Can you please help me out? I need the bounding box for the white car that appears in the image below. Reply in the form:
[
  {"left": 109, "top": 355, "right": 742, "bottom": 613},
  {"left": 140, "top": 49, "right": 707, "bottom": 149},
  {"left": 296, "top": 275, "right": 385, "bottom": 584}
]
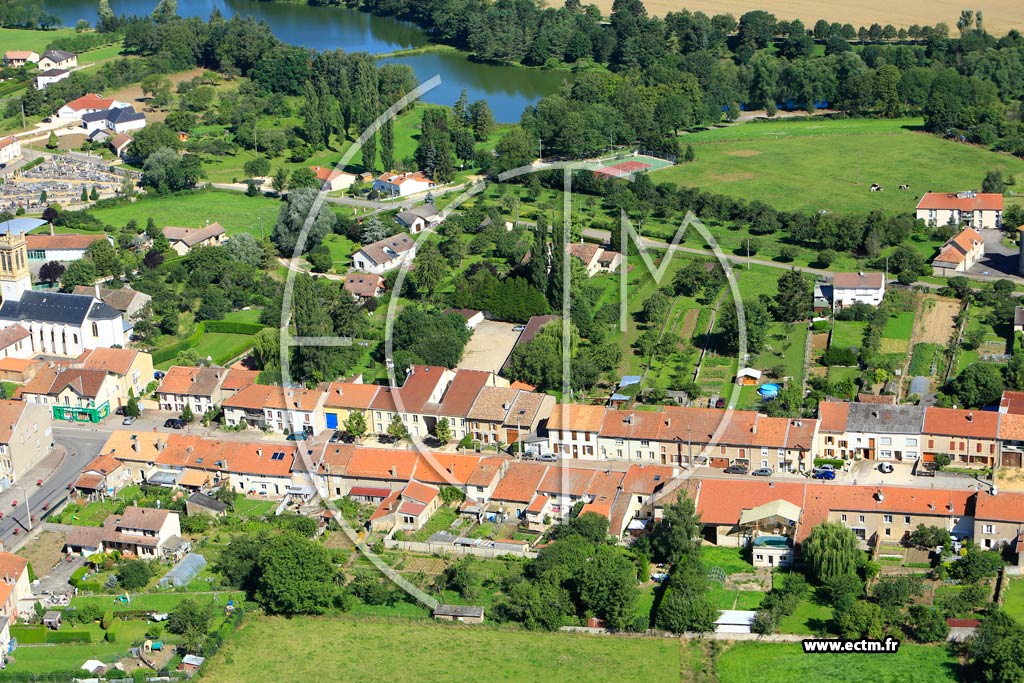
[{"left": 878, "top": 462, "right": 894, "bottom": 474}]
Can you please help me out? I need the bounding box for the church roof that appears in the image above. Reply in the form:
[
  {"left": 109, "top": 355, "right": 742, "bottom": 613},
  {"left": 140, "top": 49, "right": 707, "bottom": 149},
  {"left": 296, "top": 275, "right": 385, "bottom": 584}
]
[{"left": 0, "top": 291, "right": 121, "bottom": 326}]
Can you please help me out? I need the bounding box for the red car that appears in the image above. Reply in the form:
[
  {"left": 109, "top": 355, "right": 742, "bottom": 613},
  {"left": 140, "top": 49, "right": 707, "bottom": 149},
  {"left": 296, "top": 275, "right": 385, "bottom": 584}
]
[
  {"left": 36, "top": 479, "right": 43, "bottom": 486},
  {"left": 10, "top": 500, "right": 16, "bottom": 508}
]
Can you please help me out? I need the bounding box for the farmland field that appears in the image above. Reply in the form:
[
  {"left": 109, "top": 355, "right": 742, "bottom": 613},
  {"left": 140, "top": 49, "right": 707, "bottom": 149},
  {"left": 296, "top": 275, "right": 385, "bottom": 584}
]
[
  {"left": 589, "top": 0, "right": 1021, "bottom": 36},
  {"left": 715, "top": 642, "right": 959, "bottom": 683},
  {"left": 204, "top": 616, "right": 685, "bottom": 683},
  {"left": 659, "top": 117, "right": 1024, "bottom": 214},
  {"left": 0, "top": 27, "right": 74, "bottom": 53}
]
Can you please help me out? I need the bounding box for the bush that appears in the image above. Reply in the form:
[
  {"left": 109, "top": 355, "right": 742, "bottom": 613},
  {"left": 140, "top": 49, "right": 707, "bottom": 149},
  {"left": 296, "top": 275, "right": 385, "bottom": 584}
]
[
  {"left": 105, "top": 626, "right": 118, "bottom": 642},
  {"left": 47, "top": 630, "right": 92, "bottom": 644},
  {"left": 813, "top": 458, "right": 845, "bottom": 469},
  {"left": 101, "top": 609, "right": 114, "bottom": 630},
  {"left": 70, "top": 566, "right": 88, "bottom": 587},
  {"left": 821, "top": 346, "right": 859, "bottom": 366},
  {"left": 117, "top": 560, "right": 153, "bottom": 590}
]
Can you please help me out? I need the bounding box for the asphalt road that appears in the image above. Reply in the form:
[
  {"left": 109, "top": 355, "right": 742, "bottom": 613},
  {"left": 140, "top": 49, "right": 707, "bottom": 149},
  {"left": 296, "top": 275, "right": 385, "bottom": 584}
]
[{"left": 0, "top": 426, "right": 110, "bottom": 547}]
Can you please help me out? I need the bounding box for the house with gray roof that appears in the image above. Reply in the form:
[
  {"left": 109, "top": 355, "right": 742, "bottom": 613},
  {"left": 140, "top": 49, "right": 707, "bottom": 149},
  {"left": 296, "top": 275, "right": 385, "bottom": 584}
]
[
  {"left": 394, "top": 204, "right": 443, "bottom": 234},
  {"left": 351, "top": 232, "right": 417, "bottom": 275},
  {"left": 841, "top": 403, "right": 927, "bottom": 462},
  {"left": 81, "top": 106, "right": 147, "bottom": 135}
]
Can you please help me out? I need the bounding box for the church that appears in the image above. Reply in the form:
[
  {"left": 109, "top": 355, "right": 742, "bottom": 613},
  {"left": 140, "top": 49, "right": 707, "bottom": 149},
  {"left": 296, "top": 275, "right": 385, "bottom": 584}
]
[{"left": 0, "top": 230, "right": 126, "bottom": 356}]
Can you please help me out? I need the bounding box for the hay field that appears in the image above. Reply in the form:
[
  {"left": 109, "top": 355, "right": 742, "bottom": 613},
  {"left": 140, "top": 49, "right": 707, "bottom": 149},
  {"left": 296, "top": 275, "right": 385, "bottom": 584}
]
[{"left": 591, "top": 0, "right": 1021, "bottom": 36}]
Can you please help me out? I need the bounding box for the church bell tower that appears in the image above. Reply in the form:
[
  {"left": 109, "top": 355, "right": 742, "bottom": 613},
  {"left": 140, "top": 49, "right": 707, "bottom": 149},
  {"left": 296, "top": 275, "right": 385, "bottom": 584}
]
[{"left": 0, "top": 230, "right": 33, "bottom": 303}]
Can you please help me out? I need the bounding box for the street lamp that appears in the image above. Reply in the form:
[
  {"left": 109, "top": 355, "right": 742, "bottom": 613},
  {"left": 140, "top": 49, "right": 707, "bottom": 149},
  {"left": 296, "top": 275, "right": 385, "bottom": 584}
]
[{"left": 13, "top": 483, "right": 31, "bottom": 532}]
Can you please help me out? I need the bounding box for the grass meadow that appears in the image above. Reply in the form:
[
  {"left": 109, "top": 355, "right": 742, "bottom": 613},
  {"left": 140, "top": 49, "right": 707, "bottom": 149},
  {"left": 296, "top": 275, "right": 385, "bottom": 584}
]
[{"left": 661, "top": 117, "right": 1024, "bottom": 214}]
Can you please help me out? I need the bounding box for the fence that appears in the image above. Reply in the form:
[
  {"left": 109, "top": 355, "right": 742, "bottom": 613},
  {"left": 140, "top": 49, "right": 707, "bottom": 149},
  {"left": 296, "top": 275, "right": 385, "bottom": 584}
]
[{"left": 383, "top": 539, "right": 537, "bottom": 559}]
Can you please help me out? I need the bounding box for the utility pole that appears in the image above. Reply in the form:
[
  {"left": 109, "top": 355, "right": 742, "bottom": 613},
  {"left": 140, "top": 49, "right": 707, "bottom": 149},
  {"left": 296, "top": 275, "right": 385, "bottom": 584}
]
[
  {"left": 258, "top": 216, "right": 264, "bottom": 241},
  {"left": 20, "top": 102, "right": 26, "bottom": 129},
  {"left": 746, "top": 239, "right": 750, "bottom": 270}
]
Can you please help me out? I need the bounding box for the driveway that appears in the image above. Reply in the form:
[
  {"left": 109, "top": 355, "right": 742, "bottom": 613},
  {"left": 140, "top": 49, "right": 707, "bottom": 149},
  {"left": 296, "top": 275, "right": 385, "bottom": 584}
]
[
  {"left": 458, "top": 321, "right": 523, "bottom": 373},
  {"left": 968, "top": 227, "right": 1022, "bottom": 281}
]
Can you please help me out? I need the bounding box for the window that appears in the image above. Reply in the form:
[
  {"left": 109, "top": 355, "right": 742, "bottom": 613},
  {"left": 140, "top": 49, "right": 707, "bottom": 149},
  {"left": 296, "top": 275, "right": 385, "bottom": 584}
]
[
  {"left": 879, "top": 437, "right": 892, "bottom": 446},
  {"left": 883, "top": 515, "right": 892, "bottom": 523},
  {"left": 91, "top": 322, "right": 99, "bottom": 337},
  {"left": 640, "top": 440, "right": 650, "bottom": 447},
  {"left": 905, "top": 516, "right": 911, "bottom": 525},
  {"left": 858, "top": 515, "right": 865, "bottom": 523},
  {"left": 841, "top": 514, "right": 847, "bottom": 522},
  {"left": 983, "top": 524, "right": 995, "bottom": 534},
  {"left": 906, "top": 438, "right": 918, "bottom": 446},
  {"left": 884, "top": 528, "right": 891, "bottom": 536}
]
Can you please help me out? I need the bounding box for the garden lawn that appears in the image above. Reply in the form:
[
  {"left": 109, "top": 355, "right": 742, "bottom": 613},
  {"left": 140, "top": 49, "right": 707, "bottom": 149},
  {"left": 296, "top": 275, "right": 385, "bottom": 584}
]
[
  {"left": 71, "top": 592, "right": 244, "bottom": 614},
  {"left": 410, "top": 505, "right": 458, "bottom": 541},
  {"left": 778, "top": 598, "right": 834, "bottom": 635},
  {"left": 322, "top": 233, "right": 359, "bottom": 269},
  {"left": 701, "top": 545, "right": 754, "bottom": 576},
  {"left": 190, "top": 332, "right": 253, "bottom": 365},
  {"left": 234, "top": 497, "right": 278, "bottom": 517},
  {"left": 1002, "top": 578, "right": 1024, "bottom": 624},
  {"left": 716, "top": 642, "right": 958, "bottom": 683},
  {"left": 203, "top": 616, "right": 684, "bottom": 683},
  {"left": 660, "top": 117, "right": 1024, "bottom": 213},
  {"left": 87, "top": 190, "right": 281, "bottom": 237},
  {"left": 882, "top": 311, "right": 915, "bottom": 340},
  {"left": 0, "top": 28, "right": 75, "bottom": 53},
  {"left": 5, "top": 642, "right": 127, "bottom": 674},
  {"left": 221, "top": 308, "right": 263, "bottom": 324},
  {"left": 831, "top": 321, "right": 867, "bottom": 350}
]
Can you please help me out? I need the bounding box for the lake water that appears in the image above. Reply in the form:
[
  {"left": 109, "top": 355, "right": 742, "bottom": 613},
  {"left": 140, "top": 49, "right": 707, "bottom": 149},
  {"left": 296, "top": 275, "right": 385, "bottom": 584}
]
[{"left": 42, "top": 0, "right": 567, "bottom": 121}]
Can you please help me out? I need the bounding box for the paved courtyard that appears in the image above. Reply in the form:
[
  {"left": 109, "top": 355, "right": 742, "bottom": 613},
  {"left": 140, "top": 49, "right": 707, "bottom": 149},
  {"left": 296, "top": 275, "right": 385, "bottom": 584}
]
[{"left": 458, "top": 321, "right": 522, "bottom": 373}]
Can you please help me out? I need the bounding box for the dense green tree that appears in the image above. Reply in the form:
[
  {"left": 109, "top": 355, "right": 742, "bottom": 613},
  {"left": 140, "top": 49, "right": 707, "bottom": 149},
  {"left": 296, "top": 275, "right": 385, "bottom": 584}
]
[
  {"left": 272, "top": 187, "right": 335, "bottom": 256},
  {"left": 950, "top": 362, "right": 1005, "bottom": 408},
  {"left": 969, "top": 611, "right": 1024, "bottom": 683},
  {"left": 773, "top": 269, "right": 812, "bottom": 322},
  {"left": 906, "top": 605, "right": 950, "bottom": 643},
  {"left": 60, "top": 259, "right": 97, "bottom": 292},
  {"left": 116, "top": 560, "right": 152, "bottom": 590},
  {"left": 835, "top": 600, "right": 885, "bottom": 639},
  {"left": 344, "top": 410, "right": 367, "bottom": 439},
  {"left": 647, "top": 493, "right": 701, "bottom": 565},
  {"left": 256, "top": 533, "right": 338, "bottom": 615},
  {"left": 387, "top": 414, "right": 409, "bottom": 441},
  {"left": 803, "top": 522, "right": 859, "bottom": 584},
  {"left": 434, "top": 417, "right": 452, "bottom": 444}
]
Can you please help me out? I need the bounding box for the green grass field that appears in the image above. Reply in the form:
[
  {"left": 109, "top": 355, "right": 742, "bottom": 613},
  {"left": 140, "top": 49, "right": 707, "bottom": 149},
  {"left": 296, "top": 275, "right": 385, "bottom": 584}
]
[
  {"left": 221, "top": 308, "right": 263, "bottom": 324},
  {"left": 233, "top": 497, "right": 278, "bottom": 517},
  {"left": 1002, "top": 578, "right": 1024, "bottom": 624},
  {"left": 716, "top": 642, "right": 959, "bottom": 683},
  {"left": 87, "top": 190, "right": 282, "bottom": 237},
  {"left": 882, "top": 311, "right": 915, "bottom": 340},
  {"left": 778, "top": 598, "right": 834, "bottom": 635},
  {"left": 204, "top": 616, "right": 684, "bottom": 683},
  {"left": 6, "top": 642, "right": 126, "bottom": 674},
  {"left": 831, "top": 321, "right": 867, "bottom": 350},
  {"left": 702, "top": 545, "right": 755, "bottom": 577},
  {"left": 0, "top": 27, "right": 74, "bottom": 53},
  {"left": 663, "top": 117, "right": 1024, "bottom": 214}
]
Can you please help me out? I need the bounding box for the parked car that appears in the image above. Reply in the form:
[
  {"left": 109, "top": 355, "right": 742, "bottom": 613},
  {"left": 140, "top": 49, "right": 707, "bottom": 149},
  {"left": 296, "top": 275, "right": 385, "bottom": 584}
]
[
  {"left": 286, "top": 432, "right": 308, "bottom": 441},
  {"left": 715, "top": 398, "right": 726, "bottom": 409},
  {"left": 520, "top": 451, "right": 536, "bottom": 460},
  {"left": 114, "top": 405, "right": 125, "bottom": 415},
  {"left": 512, "top": 325, "right": 526, "bottom": 332},
  {"left": 751, "top": 467, "right": 773, "bottom": 477},
  {"left": 42, "top": 117, "right": 52, "bottom": 123},
  {"left": 816, "top": 464, "right": 835, "bottom": 472},
  {"left": 164, "top": 418, "right": 185, "bottom": 429},
  {"left": 536, "top": 453, "right": 558, "bottom": 462},
  {"left": 878, "top": 462, "right": 894, "bottom": 474},
  {"left": 724, "top": 465, "right": 748, "bottom": 475},
  {"left": 812, "top": 470, "right": 836, "bottom": 480},
  {"left": 154, "top": 371, "right": 166, "bottom": 380},
  {"left": 122, "top": 415, "right": 137, "bottom": 426}
]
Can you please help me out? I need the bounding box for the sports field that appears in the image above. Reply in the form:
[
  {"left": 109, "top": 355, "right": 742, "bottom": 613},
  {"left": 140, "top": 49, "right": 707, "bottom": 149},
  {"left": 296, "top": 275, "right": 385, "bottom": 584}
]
[
  {"left": 591, "top": 0, "right": 1020, "bottom": 36},
  {"left": 204, "top": 616, "right": 685, "bottom": 683},
  {"left": 660, "top": 117, "right": 1024, "bottom": 214},
  {"left": 589, "top": 153, "right": 675, "bottom": 178}
]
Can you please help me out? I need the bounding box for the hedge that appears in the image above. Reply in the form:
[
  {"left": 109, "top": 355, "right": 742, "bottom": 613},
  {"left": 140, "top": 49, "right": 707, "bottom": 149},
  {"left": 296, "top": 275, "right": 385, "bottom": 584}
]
[
  {"left": 8, "top": 627, "right": 90, "bottom": 644},
  {"left": 46, "top": 630, "right": 92, "bottom": 644},
  {"left": 151, "top": 323, "right": 206, "bottom": 366},
  {"left": 69, "top": 566, "right": 88, "bottom": 587},
  {"left": 102, "top": 609, "right": 113, "bottom": 630},
  {"left": 10, "top": 627, "right": 46, "bottom": 644},
  {"left": 204, "top": 321, "right": 265, "bottom": 335},
  {"left": 813, "top": 458, "right": 846, "bottom": 469},
  {"left": 104, "top": 626, "right": 118, "bottom": 643}
]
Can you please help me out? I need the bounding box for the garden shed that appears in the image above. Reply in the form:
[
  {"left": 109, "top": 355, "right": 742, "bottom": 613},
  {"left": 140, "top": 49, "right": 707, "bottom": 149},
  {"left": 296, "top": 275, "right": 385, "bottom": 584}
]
[{"left": 158, "top": 552, "right": 207, "bottom": 588}]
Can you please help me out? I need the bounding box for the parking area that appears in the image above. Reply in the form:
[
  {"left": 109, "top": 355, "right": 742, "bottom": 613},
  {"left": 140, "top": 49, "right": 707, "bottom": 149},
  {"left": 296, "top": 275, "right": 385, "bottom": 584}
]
[{"left": 458, "top": 320, "right": 523, "bottom": 373}]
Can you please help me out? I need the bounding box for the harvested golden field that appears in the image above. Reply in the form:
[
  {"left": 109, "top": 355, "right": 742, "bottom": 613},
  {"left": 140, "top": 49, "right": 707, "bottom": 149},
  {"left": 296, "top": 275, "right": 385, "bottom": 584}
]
[{"left": 591, "top": 0, "right": 1021, "bottom": 36}]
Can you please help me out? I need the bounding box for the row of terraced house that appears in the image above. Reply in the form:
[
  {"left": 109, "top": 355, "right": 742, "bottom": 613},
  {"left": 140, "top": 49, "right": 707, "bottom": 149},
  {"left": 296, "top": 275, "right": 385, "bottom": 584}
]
[{"left": 155, "top": 364, "right": 1024, "bottom": 473}]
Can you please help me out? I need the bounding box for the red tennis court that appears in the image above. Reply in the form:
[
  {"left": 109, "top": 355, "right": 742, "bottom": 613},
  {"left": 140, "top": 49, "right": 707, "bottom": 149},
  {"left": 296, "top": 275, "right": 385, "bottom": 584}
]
[{"left": 592, "top": 160, "right": 652, "bottom": 177}]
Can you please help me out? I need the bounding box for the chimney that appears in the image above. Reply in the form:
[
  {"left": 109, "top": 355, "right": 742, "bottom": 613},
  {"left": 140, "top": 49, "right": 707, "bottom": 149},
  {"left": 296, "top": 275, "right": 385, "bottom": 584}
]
[
  {"left": 390, "top": 465, "right": 397, "bottom": 477},
  {"left": 156, "top": 441, "right": 165, "bottom": 452},
  {"left": 665, "top": 418, "right": 671, "bottom": 428},
  {"left": 256, "top": 447, "right": 262, "bottom": 457},
  {"left": 967, "top": 412, "right": 974, "bottom": 422},
  {"left": 131, "top": 441, "right": 139, "bottom": 452},
  {"left": 871, "top": 411, "right": 879, "bottom": 419}
]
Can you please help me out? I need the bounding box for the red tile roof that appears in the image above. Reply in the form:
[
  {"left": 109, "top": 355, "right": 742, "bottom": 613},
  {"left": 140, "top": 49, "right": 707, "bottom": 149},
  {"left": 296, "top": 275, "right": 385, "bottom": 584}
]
[
  {"left": 923, "top": 407, "right": 999, "bottom": 439},
  {"left": 491, "top": 462, "right": 548, "bottom": 503},
  {"left": 917, "top": 192, "right": 1002, "bottom": 211},
  {"left": 1000, "top": 391, "right": 1024, "bottom": 415},
  {"left": 369, "top": 366, "right": 447, "bottom": 414},
  {"left": 63, "top": 93, "right": 117, "bottom": 111},
  {"left": 833, "top": 272, "right": 884, "bottom": 289},
  {"left": 223, "top": 383, "right": 323, "bottom": 412},
  {"left": 974, "top": 491, "right": 1024, "bottom": 523},
  {"left": 548, "top": 404, "right": 606, "bottom": 432},
  {"left": 325, "top": 382, "right": 380, "bottom": 410},
  {"left": 25, "top": 233, "right": 107, "bottom": 251}
]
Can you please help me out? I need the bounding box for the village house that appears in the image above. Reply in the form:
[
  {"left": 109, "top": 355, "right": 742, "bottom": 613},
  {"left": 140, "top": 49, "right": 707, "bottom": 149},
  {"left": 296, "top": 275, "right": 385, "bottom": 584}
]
[
  {"left": 0, "top": 325, "right": 32, "bottom": 361},
  {"left": 816, "top": 402, "right": 926, "bottom": 462},
  {"left": 369, "top": 365, "right": 451, "bottom": 439},
  {"left": 372, "top": 171, "right": 435, "bottom": 197},
  {"left": 75, "top": 347, "right": 153, "bottom": 405},
  {"left": 820, "top": 485, "right": 975, "bottom": 546},
  {"left": 3, "top": 51, "right": 38, "bottom": 67},
  {"left": 423, "top": 369, "right": 510, "bottom": 443},
  {"left": 26, "top": 232, "right": 112, "bottom": 263},
  {"left": 222, "top": 384, "right": 326, "bottom": 436},
  {"left": 998, "top": 411, "right": 1024, "bottom": 469},
  {"left": 342, "top": 273, "right": 385, "bottom": 300},
  {"left": 369, "top": 480, "right": 440, "bottom": 532},
  {"left": 916, "top": 191, "right": 1003, "bottom": 230},
  {"left": 489, "top": 461, "right": 549, "bottom": 521},
  {"left": 394, "top": 204, "right": 443, "bottom": 234},
  {"left": 931, "top": 227, "right": 986, "bottom": 276},
  {"left": 1015, "top": 308, "right": 1024, "bottom": 336},
  {"left": 72, "top": 452, "right": 127, "bottom": 499},
  {"left": 0, "top": 399, "right": 52, "bottom": 488},
  {"left": 72, "top": 285, "right": 151, "bottom": 320},
  {"left": 0, "top": 553, "right": 31, "bottom": 624},
  {"left": 57, "top": 93, "right": 129, "bottom": 119},
  {"left": 351, "top": 232, "right": 417, "bottom": 274},
  {"left": 35, "top": 68, "right": 70, "bottom": 90},
  {"left": 156, "top": 366, "right": 230, "bottom": 416},
  {"left": 922, "top": 406, "right": 1000, "bottom": 468},
  {"left": 0, "top": 136, "right": 21, "bottom": 166},
  {"left": 109, "top": 132, "right": 133, "bottom": 159},
  {"left": 65, "top": 507, "right": 182, "bottom": 558},
  {"left": 162, "top": 223, "right": 227, "bottom": 256},
  {"left": 466, "top": 386, "right": 553, "bottom": 448},
  {"left": 310, "top": 165, "right": 355, "bottom": 192},
  {"left": 973, "top": 491, "right": 1024, "bottom": 550},
  {"left": 545, "top": 403, "right": 606, "bottom": 459},
  {"left": 831, "top": 271, "right": 885, "bottom": 308},
  {"left": 567, "top": 242, "right": 621, "bottom": 277},
  {"left": 38, "top": 50, "right": 77, "bottom": 71},
  {"left": 81, "top": 106, "right": 147, "bottom": 134},
  {"left": 692, "top": 478, "right": 807, "bottom": 549},
  {"left": 18, "top": 365, "right": 121, "bottom": 423},
  {"left": 323, "top": 380, "right": 380, "bottom": 433},
  {"left": 0, "top": 290, "right": 126, "bottom": 355}
]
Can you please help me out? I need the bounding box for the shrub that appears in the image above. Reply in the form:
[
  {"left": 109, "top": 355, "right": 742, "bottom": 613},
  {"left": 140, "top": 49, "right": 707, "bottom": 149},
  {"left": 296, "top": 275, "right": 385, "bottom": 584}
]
[
  {"left": 105, "top": 626, "right": 118, "bottom": 643},
  {"left": 70, "top": 566, "right": 88, "bottom": 587},
  {"left": 821, "top": 346, "right": 859, "bottom": 366},
  {"left": 101, "top": 609, "right": 114, "bottom": 630},
  {"left": 117, "top": 560, "right": 153, "bottom": 590}
]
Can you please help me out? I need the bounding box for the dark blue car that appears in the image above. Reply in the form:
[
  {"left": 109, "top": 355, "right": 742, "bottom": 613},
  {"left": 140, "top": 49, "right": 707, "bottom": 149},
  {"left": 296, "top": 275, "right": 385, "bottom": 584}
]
[{"left": 812, "top": 470, "right": 836, "bottom": 480}]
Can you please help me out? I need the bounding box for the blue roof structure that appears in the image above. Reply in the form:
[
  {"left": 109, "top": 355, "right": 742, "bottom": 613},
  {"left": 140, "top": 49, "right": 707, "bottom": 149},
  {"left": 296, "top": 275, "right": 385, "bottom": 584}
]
[
  {"left": 0, "top": 218, "right": 47, "bottom": 235},
  {"left": 159, "top": 553, "right": 206, "bottom": 588}
]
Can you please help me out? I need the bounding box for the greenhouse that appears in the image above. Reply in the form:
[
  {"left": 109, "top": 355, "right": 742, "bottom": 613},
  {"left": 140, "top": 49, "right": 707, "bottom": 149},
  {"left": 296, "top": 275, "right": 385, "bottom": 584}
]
[{"left": 159, "top": 553, "right": 207, "bottom": 588}]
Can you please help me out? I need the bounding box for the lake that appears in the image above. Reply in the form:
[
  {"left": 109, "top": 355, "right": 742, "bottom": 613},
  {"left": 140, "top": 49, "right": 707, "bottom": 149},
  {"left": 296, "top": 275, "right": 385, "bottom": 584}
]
[{"left": 43, "top": 0, "right": 568, "bottom": 121}]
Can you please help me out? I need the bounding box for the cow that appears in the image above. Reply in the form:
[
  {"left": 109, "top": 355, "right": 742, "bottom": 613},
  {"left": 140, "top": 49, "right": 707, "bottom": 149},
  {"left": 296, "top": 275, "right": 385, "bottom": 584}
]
[{"left": 899, "top": 184, "right": 909, "bottom": 190}]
